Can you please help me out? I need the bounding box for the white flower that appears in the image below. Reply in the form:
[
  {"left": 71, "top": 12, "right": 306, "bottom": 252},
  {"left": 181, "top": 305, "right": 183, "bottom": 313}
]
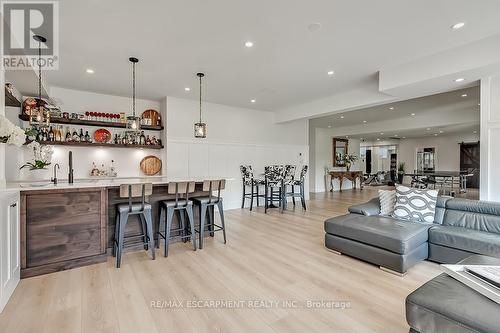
[
  {"left": 6, "top": 126, "right": 26, "bottom": 147},
  {"left": 0, "top": 115, "right": 26, "bottom": 147}
]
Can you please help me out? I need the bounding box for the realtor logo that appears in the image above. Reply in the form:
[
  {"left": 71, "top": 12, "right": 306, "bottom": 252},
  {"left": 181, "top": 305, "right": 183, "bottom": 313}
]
[{"left": 1, "top": 0, "right": 59, "bottom": 69}]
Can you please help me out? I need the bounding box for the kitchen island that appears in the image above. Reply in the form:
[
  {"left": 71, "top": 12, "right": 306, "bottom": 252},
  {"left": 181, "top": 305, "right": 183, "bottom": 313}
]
[{"left": 8, "top": 177, "right": 220, "bottom": 278}]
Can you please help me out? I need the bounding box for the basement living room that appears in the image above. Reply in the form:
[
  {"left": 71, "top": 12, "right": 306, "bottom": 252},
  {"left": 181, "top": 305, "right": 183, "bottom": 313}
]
[{"left": 1, "top": 1, "right": 500, "bottom": 333}]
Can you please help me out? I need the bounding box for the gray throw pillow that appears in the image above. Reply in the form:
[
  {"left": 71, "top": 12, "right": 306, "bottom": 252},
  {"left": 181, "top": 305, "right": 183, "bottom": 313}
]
[
  {"left": 378, "top": 189, "right": 396, "bottom": 216},
  {"left": 392, "top": 185, "right": 438, "bottom": 223}
]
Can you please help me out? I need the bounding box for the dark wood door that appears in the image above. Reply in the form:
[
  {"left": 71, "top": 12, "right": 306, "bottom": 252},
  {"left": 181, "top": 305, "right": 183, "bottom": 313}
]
[
  {"left": 460, "top": 142, "right": 480, "bottom": 188},
  {"left": 365, "top": 149, "right": 372, "bottom": 174}
]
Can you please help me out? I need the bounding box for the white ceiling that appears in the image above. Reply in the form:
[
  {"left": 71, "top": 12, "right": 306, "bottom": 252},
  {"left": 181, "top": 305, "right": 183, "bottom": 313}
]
[
  {"left": 310, "top": 86, "right": 480, "bottom": 141},
  {"left": 38, "top": 0, "right": 500, "bottom": 111}
]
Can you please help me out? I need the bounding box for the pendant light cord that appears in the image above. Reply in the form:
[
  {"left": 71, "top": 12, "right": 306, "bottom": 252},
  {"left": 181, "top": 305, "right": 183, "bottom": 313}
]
[
  {"left": 132, "top": 61, "right": 136, "bottom": 117},
  {"left": 199, "top": 74, "right": 202, "bottom": 122},
  {"left": 38, "top": 40, "right": 42, "bottom": 102}
]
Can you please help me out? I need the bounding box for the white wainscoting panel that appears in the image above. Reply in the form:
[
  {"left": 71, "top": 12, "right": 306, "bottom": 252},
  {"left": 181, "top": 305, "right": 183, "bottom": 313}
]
[{"left": 167, "top": 139, "right": 309, "bottom": 210}]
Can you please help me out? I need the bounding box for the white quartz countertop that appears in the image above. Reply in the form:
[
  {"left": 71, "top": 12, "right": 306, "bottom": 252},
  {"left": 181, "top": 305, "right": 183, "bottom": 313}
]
[{"left": 4, "top": 176, "right": 234, "bottom": 192}]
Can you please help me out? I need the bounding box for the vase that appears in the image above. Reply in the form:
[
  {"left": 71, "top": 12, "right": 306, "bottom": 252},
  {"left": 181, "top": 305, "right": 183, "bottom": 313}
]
[
  {"left": 27, "top": 168, "right": 50, "bottom": 181},
  {"left": 345, "top": 163, "right": 351, "bottom": 172}
]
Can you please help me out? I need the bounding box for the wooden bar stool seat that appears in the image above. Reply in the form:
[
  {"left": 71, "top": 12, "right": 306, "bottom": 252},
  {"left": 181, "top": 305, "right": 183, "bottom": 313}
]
[
  {"left": 192, "top": 179, "right": 227, "bottom": 249},
  {"left": 158, "top": 181, "right": 197, "bottom": 257},
  {"left": 113, "top": 183, "right": 155, "bottom": 268}
]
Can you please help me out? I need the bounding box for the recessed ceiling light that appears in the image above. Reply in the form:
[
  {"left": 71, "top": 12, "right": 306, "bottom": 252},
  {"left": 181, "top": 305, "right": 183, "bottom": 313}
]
[
  {"left": 244, "top": 41, "right": 254, "bottom": 48},
  {"left": 345, "top": 135, "right": 349, "bottom": 138},
  {"left": 376, "top": 138, "right": 380, "bottom": 141},
  {"left": 307, "top": 22, "right": 322, "bottom": 32},
  {"left": 363, "top": 120, "right": 367, "bottom": 123},
  {"left": 410, "top": 113, "right": 416, "bottom": 116},
  {"left": 184, "top": 87, "right": 191, "bottom": 92},
  {"left": 380, "top": 132, "right": 384, "bottom": 135},
  {"left": 389, "top": 107, "right": 394, "bottom": 110},
  {"left": 451, "top": 22, "right": 465, "bottom": 30},
  {"left": 327, "top": 125, "right": 332, "bottom": 128},
  {"left": 394, "top": 134, "right": 399, "bottom": 137},
  {"left": 439, "top": 130, "right": 444, "bottom": 133},
  {"left": 402, "top": 136, "right": 406, "bottom": 139},
  {"left": 461, "top": 94, "right": 468, "bottom": 97},
  {"left": 426, "top": 128, "right": 431, "bottom": 131},
  {"left": 250, "top": 99, "right": 256, "bottom": 103},
  {"left": 434, "top": 133, "right": 439, "bottom": 136},
  {"left": 473, "top": 130, "right": 478, "bottom": 134},
  {"left": 327, "top": 70, "right": 335, "bottom": 76},
  {"left": 454, "top": 78, "right": 465, "bottom": 82},
  {"left": 340, "top": 115, "right": 344, "bottom": 119},
  {"left": 478, "top": 103, "right": 481, "bottom": 106},
  {"left": 86, "top": 68, "right": 94, "bottom": 74}
]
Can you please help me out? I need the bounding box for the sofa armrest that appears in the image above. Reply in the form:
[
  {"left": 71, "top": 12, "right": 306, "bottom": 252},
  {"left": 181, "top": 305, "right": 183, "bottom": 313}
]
[{"left": 348, "top": 197, "right": 380, "bottom": 216}]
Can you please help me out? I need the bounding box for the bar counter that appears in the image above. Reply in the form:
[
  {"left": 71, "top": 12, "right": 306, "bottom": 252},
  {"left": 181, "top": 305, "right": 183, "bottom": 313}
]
[{"left": 8, "top": 177, "right": 224, "bottom": 278}]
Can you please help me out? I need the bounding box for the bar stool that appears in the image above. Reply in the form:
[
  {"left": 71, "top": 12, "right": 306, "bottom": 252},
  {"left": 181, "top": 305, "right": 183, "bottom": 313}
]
[
  {"left": 113, "top": 183, "right": 155, "bottom": 268},
  {"left": 284, "top": 165, "right": 308, "bottom": 210},
  {"left": 240, "top": 165, "right": 265, "bottom": 210},
  {"left": 157, "top": 181, "right": 197, "bottom": 257},
  {"left": 192, "top": 179, "right": 227, "bottom": 249},
  {"left": 264, "top": 165, "right": 285, "bottom": 213}
]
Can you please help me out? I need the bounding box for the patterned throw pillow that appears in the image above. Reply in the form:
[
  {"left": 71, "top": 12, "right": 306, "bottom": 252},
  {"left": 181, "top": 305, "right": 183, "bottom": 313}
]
[
  {"left": 378, "top": 190, "right": 396, "bottom": 216},
  {"left": 392, "top": 186, "right": 438, "bottom": 223}
]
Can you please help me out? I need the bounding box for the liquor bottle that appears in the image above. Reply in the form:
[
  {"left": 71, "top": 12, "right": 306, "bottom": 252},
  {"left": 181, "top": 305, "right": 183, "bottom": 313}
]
[
  {"left": 42, "top": 128, "right": 48, "bottom": 141},
  {"left": 48, "top": 126, "right": 54, "bottom": 141},
  {"left": 36, "top": 128, "right": 43, "bottom": 142},
  {"left": 56, "top": 126, "right": 62, "bottom": 142},
  {"left": 139, "top": 131, "right": 146, "bottom": 145},
  {"left": 146, "top": 135, "right": 151, "bottom": 145},
  {"left": 79, "top": 129, "right": 84, "bottom": 142},
  {"left": 113, "top": 134, "right": 118, "bottom": 144},
  {"left": 65, "top": 127, "right": 72, "bottom": 142},
  {"left": 72, "top": 128, "right": 80, "bottom": 142},
  {"left": 84, "top": 131, "right": 91, "bottom": 143}
]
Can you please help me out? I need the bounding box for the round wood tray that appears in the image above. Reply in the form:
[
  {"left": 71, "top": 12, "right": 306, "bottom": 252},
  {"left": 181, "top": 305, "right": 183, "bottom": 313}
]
[{"left": 140, "top": 155, "right": 162, "bottom": 175}]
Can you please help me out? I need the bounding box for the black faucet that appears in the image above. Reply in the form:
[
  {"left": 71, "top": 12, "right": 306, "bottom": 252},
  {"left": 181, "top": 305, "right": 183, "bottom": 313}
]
[
  {"left": 51, "top": 163, "right": 60, "bottom": 184},
  {"left": 68, "top": 151, "right": 74, "bottom": 184}
]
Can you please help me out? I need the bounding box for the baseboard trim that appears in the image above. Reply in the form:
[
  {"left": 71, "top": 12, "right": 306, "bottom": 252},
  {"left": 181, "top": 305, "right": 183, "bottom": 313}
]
[{"left": 380, "top": 266, "right": 406, "bottom": 277}]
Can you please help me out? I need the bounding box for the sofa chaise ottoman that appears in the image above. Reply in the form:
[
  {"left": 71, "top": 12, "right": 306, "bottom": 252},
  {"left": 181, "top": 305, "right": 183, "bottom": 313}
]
[{"left": 406, "top": 255, "right": 500, "bottom": 333}]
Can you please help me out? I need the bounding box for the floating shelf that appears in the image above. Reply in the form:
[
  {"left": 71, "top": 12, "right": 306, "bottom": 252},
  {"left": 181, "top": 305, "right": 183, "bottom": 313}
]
[
  {"left": 5, "top": 87, "right": 21, "bottom": 107},
  {"left": 19, "top": 114, "right": 164, "bottom": 131},
  {"left": 33, "top": 140, "right": 164, "bottom": 149}
]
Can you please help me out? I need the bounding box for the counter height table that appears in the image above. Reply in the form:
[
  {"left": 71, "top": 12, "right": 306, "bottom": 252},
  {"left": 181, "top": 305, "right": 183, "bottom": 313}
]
[{"left": 7, "top": 177, "right": 227, "bottom": 278}]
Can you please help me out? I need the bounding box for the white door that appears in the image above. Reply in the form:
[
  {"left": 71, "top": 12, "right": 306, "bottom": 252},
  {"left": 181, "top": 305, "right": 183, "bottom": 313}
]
[{"left": 0, "top": 191, "right": 20, "bottom": 313}]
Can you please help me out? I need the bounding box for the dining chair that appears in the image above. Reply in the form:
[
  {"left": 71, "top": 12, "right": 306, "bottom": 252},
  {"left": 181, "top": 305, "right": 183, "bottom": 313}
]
[
  {"left": 284, "top": 165, "right": 308, "bottom": 210},
  {"left": 239, "top": 165, "right": 265, "bottom": 211},
  {"left": 264, "top": 165, "right": 285, "bottom": 213}
]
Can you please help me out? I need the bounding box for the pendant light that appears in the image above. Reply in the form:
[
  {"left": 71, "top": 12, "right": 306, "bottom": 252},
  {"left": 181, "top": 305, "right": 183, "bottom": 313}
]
[
  {"left": 30, "top": 35, "right": 50, "bottom": 127},
  {"left": 126, "top": 57, "right": 141, "bottom": 133},
  {"left": 194, "top": 72, "right": 207, "bottom": 138}
]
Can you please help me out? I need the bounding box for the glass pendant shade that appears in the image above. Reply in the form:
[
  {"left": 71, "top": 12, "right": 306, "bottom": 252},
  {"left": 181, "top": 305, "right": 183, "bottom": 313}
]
[
  {"left": 194, "top": 122, "right": 207, "bottom": 138},
  {"left": 126, "top": 115, "right": 141, "bottom": 132}
]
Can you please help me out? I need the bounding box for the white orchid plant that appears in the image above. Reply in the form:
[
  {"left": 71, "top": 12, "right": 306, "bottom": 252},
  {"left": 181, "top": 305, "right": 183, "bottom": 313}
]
[
  {"left": 0, "top": 114, "right": 26, "bottom": 147},
  {"left": 20, "top": 141, "right": 53, "bottom": 170}
]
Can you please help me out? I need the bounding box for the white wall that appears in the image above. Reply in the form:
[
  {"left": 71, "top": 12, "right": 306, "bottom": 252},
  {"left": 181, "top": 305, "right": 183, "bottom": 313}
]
[
  {"left": 398, "top": 133, "right": 479, "bottom": 173},
  {"left": 309, "top": 127, "right": 361, "bottom": 192},
  {"left": 5, "top": 87, "right": 164, "bottom": 181},
  {"left": 480, "top": 76, "right": 500, "bottom": 201},
  {"left": 166, "top": 97, "right": 309, "bottom": 210}
]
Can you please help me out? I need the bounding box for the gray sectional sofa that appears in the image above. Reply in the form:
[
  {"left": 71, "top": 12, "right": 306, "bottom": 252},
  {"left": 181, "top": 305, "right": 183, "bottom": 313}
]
[{"left": 324, "top": 196, "right": 500, "bottom": 274}]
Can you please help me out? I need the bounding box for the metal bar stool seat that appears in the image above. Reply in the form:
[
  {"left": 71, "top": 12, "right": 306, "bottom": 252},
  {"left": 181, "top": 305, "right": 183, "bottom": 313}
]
[
  {"left": 192, "top": 180, "right": 227, "bottom": 249},
  {"left": 114, "top": 183, "right": 155, "bottom": 268},
  {"left": 283, "top": 165, "right": 308, "bottom": 210},
  {"left": 158, "top": 182, "right": 197, "bottom": 257}
]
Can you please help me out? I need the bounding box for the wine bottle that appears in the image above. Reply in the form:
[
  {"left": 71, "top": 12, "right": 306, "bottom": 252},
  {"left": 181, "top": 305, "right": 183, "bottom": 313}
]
[
  {"left": 146, "top": 135, "right": 151, "bottom": 145},
  {"left": 65, "top": 127, "right": 72, "bottom": 142},
  {"left": 139, "top": 131, "right": 146, "bottom": 145},
  {"left": 72, "top": 128, "right": 80, "bottom": 142},
  {"left": 84, "top": 131, "right": 91, "bottom": 143},
  {"left": 48, "top": 126, "right": 54, "bottom": 141},
  {"left": 79, "top": 129, "right": 84, "bottom": 142},
  {"left": 42, "top": 128, "right": 48, "bottom": 141}
]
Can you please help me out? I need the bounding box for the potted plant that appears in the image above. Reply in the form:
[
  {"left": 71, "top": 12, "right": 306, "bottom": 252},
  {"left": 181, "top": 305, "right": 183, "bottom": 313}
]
[
  {"left": 0, "top": 115, "right": 26, "bottom": 147},
  {"left": 397, "top": 162, "right": 406, "bottom": 184},
  {"left": 339, "top": 154, "right": 359, "bottom": 172},
  {"left": 20, "top": 141, "right": 53, "bottom": 180}
]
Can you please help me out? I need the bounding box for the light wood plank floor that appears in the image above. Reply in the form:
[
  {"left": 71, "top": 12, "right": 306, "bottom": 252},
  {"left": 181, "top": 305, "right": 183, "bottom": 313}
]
[{"left": 0, "top": 188, "right": 441, "bottom": 333}]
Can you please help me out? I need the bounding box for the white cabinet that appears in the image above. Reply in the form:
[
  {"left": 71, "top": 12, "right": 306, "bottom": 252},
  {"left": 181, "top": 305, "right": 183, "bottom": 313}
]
[{"left": 0, "top": 191, "right": 20, "bottom": 313}]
